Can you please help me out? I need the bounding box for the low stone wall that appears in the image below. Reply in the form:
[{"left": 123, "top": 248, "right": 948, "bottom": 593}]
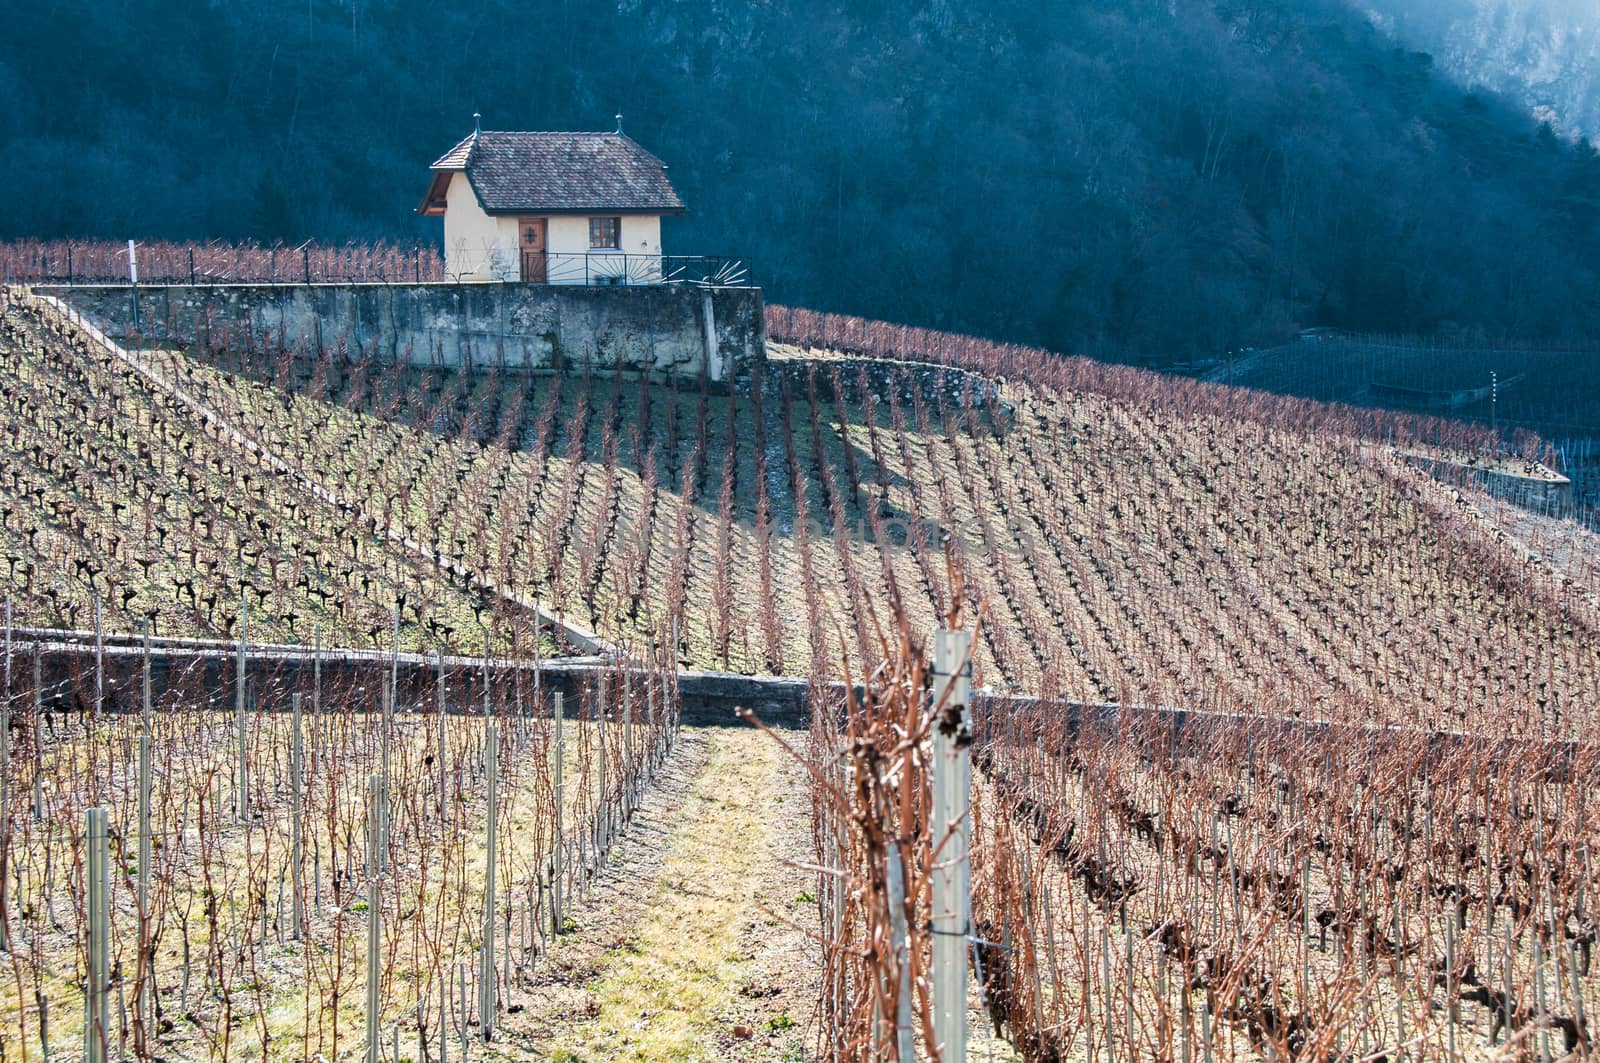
[
  {"left": 39, "top": 282, "right": 766, "bottom": 388},
  {"left": 767, "top": 354, "right": 1000, "bottom": 412},
  {"left": 15, "top": 630, "right": 812, "bottom": 726},
  {"left": 21, "top": 632, "right": 1578, "bottom": 775},
  {"left": 1405, "top": 453, "right": 1573, "bottom": 511},
  {"left": 1371, "top": 372, "right": 1526, "bottom": 410}
]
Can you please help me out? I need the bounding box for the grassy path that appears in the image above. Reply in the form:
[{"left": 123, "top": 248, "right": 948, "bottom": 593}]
[{"left": 493, "top": 722, "right": 817, "bottom": 1061}]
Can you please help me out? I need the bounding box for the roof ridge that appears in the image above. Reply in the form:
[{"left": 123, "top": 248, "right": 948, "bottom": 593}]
[
  {"left": 427, "top": 128, "right": 685, "bottom": 213},
  {"left": 478, "top": 129, "right": 627, "bottom": 136}
]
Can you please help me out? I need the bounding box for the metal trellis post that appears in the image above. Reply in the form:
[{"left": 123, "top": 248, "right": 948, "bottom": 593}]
[
  {"left": 85, "top": 807, "right": 110, "bottom": 1063},
  {"left": 365, "top": 773, "right": 384, "bottom": 1063},
  {"left": 481, "top": 721, "right": 499, "bottom": 1040},
  {"left": 931, "top": 627, "right": 973, "bottom": 1062}
]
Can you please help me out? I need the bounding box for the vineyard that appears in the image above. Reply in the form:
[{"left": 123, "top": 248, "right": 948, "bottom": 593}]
[
  {"left": 961, "top": 697, "right": 1600, "bottom": 1061},
  {"left": 5, "top": 290, "right": 1598, "bottom": 734},
  {"left": 0, "top": 632, "right": 726, "bottom": 1062},
  {"left": 4, "top": 246, "right": 1600, "bottom": 1060},
  {"left": 1191, "top": 331, "right": 1600, "bottom": 510},
  {"left": 803, "top": 606, "right": 1600, "bottom": 1062}
]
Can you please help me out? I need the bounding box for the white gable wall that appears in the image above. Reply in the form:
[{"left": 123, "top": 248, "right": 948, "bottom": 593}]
[{"left": 442, "top": 173, "right": 519, "bottom": 280}]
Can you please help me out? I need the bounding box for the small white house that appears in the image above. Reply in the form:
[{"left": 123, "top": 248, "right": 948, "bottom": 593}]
[{"left": 418, "top": 122, "right": 686, "bottom": 283}]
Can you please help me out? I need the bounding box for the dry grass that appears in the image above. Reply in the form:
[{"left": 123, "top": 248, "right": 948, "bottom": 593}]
[{"left": 537, "top": 725, "right": 813, "bottom": 1062}]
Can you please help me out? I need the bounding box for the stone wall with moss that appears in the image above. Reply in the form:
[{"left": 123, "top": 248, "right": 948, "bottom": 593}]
[{"left": 43, "top": 282, "right": 766, "bottom": 387}]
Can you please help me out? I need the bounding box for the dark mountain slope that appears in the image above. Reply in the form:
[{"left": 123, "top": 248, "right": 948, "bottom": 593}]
[{"left": 4, "top": 0, "right": 1598, "bottom": 358}]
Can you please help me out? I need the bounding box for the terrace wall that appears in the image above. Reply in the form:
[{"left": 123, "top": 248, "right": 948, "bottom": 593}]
[
  {"left": 19, "top": 631, "right": 1580, "bottom": 775},
  {"left": 1405, "top": 453, "right": 1574, "bottom": 510},
  {"left": 40, "top": 282, "right": 766, "bottom": 388},
  {"left": 767, "top": 355, "right": 1002, "bottom": 412}
]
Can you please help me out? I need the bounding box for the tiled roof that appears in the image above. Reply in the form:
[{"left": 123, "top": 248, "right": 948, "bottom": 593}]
[{"left": 429, "top": 131, "right": 685, "bottom": 214}]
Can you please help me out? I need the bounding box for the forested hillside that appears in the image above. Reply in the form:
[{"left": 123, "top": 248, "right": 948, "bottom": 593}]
[{"left": 5, "top": 0, "right": 1599, "bottom": 358}]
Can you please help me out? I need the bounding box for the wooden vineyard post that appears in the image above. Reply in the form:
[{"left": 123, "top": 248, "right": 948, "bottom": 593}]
[
  {"left": 32, "top": 650, "right": 42, "bottom": 821},
  {"left": 647, "top": 646, "right": 662, "bottom": 775},
  {"left": 1, "top": 598, "right": 10, "bottom": 954},
  {"left": 645, "top": 639, "right": 657, "bottom": 773},
  {"left": 1569, "top": 941, "right": 1586, "bottom": 1056},
  {"left": 385, "top": 603, "right": 399, "bottom": 870},
  {"left": 830, "top": 746, "right": 848, "bottom": 1062},
  {"left": 623, "top": 674, "right": 635, "bottom": 822},
  {"left": 92, "top": 598, "right": 103, "bottom": 805},
  {"left": 1445, "top": 906, "right": 1457, "bottom": 1061},
  {"left": 481, "top": 721, "right": 499, "bottom": 1041},
  {"left": 596, "top": 675, "right": 609, "bottom": 863},
  {"left": 1394, "top": 891, "right": 1406, "bottom": 1058},
  {"left": 85, "top": 806, "right": 110, "bottom": 1063},
  {"left": 457, "top": 962, "right": 469, "bottom": 1057},
  {"left": 552, "top": 691, "right": 565, "bottom": 937},
  {"left": 438, "top": 967, "right": 450, "bottom": 1063},
  {"left": 670, "top": 617, "right": 680, "bottom": 755},
  {"left": 379, "top": 685, "right": 392, "bottom": 874},
  {"left": 931, "top": 627, "right": 973, "bottom": 1062},
  {"left": 291, "top": 693, "right": 306, "bottom": 940},
  {"left": 312, "top": 632, "right": 323, "bottom": 777},
  {"left": 365, "top": 773, "right": 384, "bottom": 1063},
  {"left": 93, "top": 596, "right": 104, "bottom": 716},
  {"left": 390, "top": 601, "right": 401, "bottom": 724}
]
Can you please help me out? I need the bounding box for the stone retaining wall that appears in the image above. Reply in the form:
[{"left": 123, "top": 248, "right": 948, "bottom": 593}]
[
  {"left": 1406, "top": 453, "right": 1573, "bottom": 511},
  {"left": 767, "top": 354, "right": 1001, "bottom": 411},
  {"left": 39, "top": 283, "right": 766, "bottom": 389}
]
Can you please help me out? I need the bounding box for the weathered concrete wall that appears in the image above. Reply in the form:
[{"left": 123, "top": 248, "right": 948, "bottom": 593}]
[{"left": 41, "top": 282, "right": 766, "bottom": 387}]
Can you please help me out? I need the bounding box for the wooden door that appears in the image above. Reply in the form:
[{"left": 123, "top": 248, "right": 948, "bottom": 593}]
[{"left": 519, "top": 218, "right": 547, "bottom": 282}]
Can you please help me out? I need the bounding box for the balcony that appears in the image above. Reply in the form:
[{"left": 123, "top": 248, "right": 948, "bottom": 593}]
[{"left": 514, "top": 252, "right": 750, "bottom": 287}]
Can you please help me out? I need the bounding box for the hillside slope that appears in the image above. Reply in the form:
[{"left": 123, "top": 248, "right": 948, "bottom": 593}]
[
  {"left": 5, "top": 1, "right": 1600, "bottom": 354},
  {"left": 5, "top": 290, "right": 1598, "bottom": 737}
]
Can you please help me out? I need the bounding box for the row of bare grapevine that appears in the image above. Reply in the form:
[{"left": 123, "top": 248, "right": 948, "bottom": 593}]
[
  {"left": 9, "top": 288, "right": 1599, "bottom": 736},
  {"left": 965, "top": 696, "right": 1599, "bottom": 1061},
  {"left": 0, "top": 629, "right": 682, "bottom": 1061},
  {"left": 1, "top": 239, "right": 444, "bottom": 286}
]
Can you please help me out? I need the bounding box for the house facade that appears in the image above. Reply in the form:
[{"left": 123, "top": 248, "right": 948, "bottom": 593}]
[{"left": 418, "top": 125, "right": 687, "bottom": 284}]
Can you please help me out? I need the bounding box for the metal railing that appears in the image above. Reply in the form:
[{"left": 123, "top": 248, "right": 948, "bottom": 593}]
[{"left": 506, "top": 252, "right": 750, "bottom": 287}]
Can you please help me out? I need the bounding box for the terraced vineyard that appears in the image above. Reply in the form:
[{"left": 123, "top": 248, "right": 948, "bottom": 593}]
[
  {"left": 5, "top": 290, "right": 1598, "bottom": 735},
  {"left": 7, "top": 280, "right": 1600, "bottom": 1061}
]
